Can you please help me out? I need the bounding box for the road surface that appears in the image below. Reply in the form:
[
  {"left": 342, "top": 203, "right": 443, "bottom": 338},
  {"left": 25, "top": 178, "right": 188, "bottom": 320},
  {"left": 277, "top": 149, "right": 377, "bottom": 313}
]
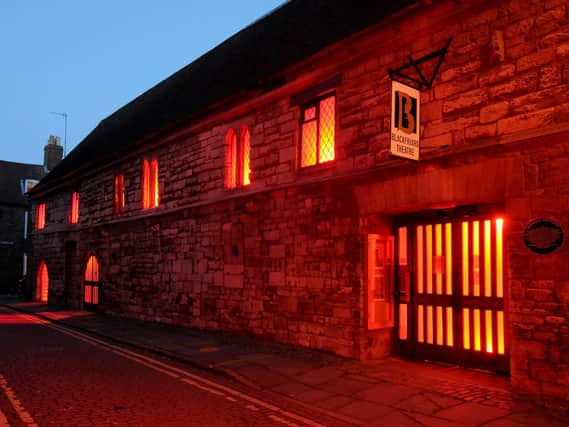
[{"left": 0, "top": 306, "right": 342, "bottom": 427}]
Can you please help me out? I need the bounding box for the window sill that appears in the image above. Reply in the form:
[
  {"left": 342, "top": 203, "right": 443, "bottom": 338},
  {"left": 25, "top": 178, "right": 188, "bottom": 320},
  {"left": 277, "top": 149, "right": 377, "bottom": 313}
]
[
  {"left": 296, "top": 161, "right": 336, "bottom": 178},
  {"left": 225, "top": 184, "right": 251, "bottom": 193}
]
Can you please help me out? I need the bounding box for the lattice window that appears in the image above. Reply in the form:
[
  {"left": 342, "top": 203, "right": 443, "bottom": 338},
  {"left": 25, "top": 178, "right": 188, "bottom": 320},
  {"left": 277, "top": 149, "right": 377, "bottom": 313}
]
[
  {"left": 69, "top": 192, "right": 80, "bottom": 224},
  {"left": 142, "top": 157, "right": 159, "bottom": 209},
  {"left": 225, "top": 125, "right": 251, "bottom": 188},
  {"left": 300, "top": 93, "right": 335, "bottom": 168}
]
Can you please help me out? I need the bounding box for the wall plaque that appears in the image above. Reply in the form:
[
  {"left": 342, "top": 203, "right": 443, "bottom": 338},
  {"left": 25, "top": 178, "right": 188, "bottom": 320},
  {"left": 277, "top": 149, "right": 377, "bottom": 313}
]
[{"left": 524, "top": 219, "right": 563, "bottom": 254}]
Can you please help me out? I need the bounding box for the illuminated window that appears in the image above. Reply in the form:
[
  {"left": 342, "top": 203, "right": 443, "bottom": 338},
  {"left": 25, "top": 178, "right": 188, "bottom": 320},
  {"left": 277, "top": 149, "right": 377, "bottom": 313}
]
[
  {"left": 84, "top": 255, "right": 100, "bottom": 306},
  {"left": 225, "top": 125, "right": 251, "bottom": 188},
  {"left": 300, "top": 93, "right": 335, "bottom": 168},
  {"left": 142, "top": 157, "right": 159, "bottom": 209},
  {"left": 367, "top": 234, "right": 394, "bottom": 329},
  {"left": 114, "top": 174, "right": 125, "bottom": 215},
  {"left": 35, "top": 203, "right": 46, "bottom": 230},
  {"left": 36, "top": 260, "right": 49, "bottom": 302},
  {"left": 69, "top": 192, "right": 80, "bottom": 224}
]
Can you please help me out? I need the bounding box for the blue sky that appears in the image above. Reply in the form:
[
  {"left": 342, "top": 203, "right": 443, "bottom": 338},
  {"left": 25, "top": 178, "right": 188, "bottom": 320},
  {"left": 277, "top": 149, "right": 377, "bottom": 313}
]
[{"left": 0, "top": 1, "right": 283, "bottom": 165}]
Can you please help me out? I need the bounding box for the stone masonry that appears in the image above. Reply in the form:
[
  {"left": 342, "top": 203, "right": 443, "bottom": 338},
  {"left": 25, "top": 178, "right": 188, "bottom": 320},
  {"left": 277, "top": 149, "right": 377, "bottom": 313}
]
[{"left": 30, "top": 0, "right": 569, "bottom": 401}]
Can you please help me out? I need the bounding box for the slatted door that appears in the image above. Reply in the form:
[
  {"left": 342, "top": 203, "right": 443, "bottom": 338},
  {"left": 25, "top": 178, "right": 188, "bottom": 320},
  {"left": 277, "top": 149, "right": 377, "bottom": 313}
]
[{"left": 396, "top": 216, "right": 508, "bottom": 371}]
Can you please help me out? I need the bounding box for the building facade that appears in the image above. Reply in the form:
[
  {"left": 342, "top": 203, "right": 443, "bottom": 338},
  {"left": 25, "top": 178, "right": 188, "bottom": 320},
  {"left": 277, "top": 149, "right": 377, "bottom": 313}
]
[
  {"left": 0, "top": 136, "right": 61, "bottom": 293},
  {"left": 0, "top": 161, "right": 43, "bottom": 293},
  {"left": 29, "top": 0, "right": 569, "bottom": 401}
]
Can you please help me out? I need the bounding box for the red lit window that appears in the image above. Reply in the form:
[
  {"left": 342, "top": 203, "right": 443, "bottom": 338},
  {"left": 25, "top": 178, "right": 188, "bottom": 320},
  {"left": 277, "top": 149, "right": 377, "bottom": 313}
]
[
  {"left": 114, "top": 174, "right": 125, "bottom": 215},
  {"left": 225, "top": 125, "right": 251, "bottom": 189},
  {"left": 69, "top": 192, "right": 80, "bottom": 224},
  {"left": 142, "top": 157, "right": 159, "bottom": 209},
  {"left": 36, "top": 260, "right": 49, "bottom": 302},
  {"left": 84, "top": 254, "right": 100, "bottom": 306},
  {"left": 35, "top": 203, "right": 46, "bottom": 230},
  {"left": 300, "top": 93, "right": 335, "bottom": 168}
]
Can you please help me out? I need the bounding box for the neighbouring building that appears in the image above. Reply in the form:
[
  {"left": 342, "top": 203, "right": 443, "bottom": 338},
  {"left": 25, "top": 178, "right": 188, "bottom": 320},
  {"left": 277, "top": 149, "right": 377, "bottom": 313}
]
[
  {"left": 28, "top": 0, "right": 569, "bottom": 402},
  {"left": 0, "top": 135, "right": 62, "bottom": 293}
]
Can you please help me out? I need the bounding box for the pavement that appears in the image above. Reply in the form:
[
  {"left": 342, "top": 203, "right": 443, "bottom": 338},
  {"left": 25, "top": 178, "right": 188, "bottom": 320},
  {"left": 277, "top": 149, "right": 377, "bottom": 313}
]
[{"left": 1, "top": 295, "right": 567, "bottom": 427}]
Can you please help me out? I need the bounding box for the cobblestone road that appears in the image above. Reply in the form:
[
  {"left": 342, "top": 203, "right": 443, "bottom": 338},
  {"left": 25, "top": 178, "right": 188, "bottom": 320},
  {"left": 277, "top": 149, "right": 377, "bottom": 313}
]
[{"left": 0, "top": 307, "right": 343, "bottom": 427}]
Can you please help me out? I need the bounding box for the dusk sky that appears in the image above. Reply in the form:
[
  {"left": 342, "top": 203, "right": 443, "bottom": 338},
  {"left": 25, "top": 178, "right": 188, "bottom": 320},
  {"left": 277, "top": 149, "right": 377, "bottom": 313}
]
[{"left": 0, "top": 1, "right": 283, "bottom": 165}]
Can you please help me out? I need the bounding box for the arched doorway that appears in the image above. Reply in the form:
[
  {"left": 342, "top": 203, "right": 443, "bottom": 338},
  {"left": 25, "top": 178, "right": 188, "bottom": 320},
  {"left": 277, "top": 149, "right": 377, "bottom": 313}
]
[
  {"left": 84, "top": 255, "right": 100, "bottom": 310},
  {"left": 36, "top": 261, "right": 49, "bottom": 302}
]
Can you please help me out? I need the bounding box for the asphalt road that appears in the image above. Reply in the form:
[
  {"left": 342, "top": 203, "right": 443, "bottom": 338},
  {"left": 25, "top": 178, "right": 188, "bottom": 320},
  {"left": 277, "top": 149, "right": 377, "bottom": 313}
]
[{"left": 0, "top": 306, "right": 329, "bottom": 427}]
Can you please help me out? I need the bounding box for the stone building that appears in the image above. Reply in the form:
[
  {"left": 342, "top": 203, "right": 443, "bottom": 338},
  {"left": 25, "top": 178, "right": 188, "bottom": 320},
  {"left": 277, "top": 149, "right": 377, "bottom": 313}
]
[
  {"left": 29, "top": 0, "right": 569, "bottom": 401},
  {"left": 0, "top": 136, "right": 61, "bottom": 293}
]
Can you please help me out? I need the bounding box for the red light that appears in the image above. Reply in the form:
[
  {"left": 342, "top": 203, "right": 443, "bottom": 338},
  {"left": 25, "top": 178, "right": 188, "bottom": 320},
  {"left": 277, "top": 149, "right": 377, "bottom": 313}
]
[
  {"left": 69, "top": 192, "right": 80, "bottom": 224},
  {"left": 36, "top": 261, "right": 49, "bottom": 302}
]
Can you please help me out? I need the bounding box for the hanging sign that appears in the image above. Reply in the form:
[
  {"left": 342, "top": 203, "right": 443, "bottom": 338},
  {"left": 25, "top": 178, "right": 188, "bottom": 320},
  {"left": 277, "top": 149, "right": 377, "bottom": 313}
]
[{"left": 390, "top": 80, "right": 420, "bottom": 160}]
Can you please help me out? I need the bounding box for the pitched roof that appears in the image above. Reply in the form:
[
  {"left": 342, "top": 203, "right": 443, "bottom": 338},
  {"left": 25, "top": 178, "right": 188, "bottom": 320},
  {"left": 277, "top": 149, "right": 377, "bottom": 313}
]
[
  {"left": 31, "top": 0, "right": 416, "bottom": 196},
  {"left": 0, "top": 160, "right": 45, "bottom": 206}
]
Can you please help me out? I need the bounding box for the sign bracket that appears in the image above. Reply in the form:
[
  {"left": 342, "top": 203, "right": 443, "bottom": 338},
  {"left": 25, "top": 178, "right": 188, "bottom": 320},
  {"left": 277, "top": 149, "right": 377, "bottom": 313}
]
[{"left": 389, "top": 38, "right": 452, "bottom": 90}]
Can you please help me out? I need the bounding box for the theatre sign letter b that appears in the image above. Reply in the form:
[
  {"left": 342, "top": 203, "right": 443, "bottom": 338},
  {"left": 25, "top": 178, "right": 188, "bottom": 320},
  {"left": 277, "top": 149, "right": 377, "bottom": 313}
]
[{"left": 390, "top": 80, "right": 420, "bottom": 161}]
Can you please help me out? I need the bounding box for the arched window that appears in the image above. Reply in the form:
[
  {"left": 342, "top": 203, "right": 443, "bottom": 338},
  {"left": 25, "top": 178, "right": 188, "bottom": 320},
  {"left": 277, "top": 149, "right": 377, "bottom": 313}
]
[
  {"left": 240, "top": 125, "right": 251, "bottom": 186},
  {"left": 84, "top": 255, "right": 100, "bottom": 307},
  {"left": 225, "top": 126, "right": 251, "bottom": 189},
  {"left": 225, "top": 128, "right": 238, "bottom": 189},
  {"left": 69, "top": 191, "right": 80, "bottom": 224},
  {"left": 36, "top": 261, "right": 49, "bottom": 302},
  {"left": 142, "top": 157, "right": 159, "bottom": 209},
  {"left": 35, "top": 203, "right": 46, "bottom": 230},
  {"left": 114, "top": 173, "right": 125, "bottom": 215}
]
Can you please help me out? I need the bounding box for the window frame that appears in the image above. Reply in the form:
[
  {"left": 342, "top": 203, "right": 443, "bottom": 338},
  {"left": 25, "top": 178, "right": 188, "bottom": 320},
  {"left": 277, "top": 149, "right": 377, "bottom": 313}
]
[
  {"left": 142, "top": 157, "right": 159, "bottom": 209},
  {"left": 114, "top": 173, "right": 125, "bottom": 215},
  {"left": 21, "top": 179, "right": 39, "bottom": 195},
  {"left": 35, "top": 203, "right": 46, "bottom": 230},
  {"left": 69, "top": 191, "right": 80, "bottom": 224},
  {"left": 225, "top": 125, "right": 251, "bottom": 189},
  {"left": 298, "top": 91, "right": 336, "bottom": 169}
]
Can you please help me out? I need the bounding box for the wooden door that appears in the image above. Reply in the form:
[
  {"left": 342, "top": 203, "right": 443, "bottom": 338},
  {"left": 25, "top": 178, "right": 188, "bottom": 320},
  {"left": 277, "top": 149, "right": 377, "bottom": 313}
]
[{"left": 396, "top": 215, "right": 508, "bottom": 372}]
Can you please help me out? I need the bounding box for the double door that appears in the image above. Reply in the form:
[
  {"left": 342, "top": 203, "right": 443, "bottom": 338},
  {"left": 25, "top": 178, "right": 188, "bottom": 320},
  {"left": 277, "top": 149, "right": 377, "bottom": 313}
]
[{"left": 395, "top": 215, "right": 507, "bottom": 372}]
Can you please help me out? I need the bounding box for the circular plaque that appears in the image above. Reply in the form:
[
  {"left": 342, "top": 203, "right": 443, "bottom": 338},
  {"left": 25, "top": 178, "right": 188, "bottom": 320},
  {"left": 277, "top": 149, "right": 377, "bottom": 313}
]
[{"left": 524, "top": 219, "right": 563, "bottom": 254}]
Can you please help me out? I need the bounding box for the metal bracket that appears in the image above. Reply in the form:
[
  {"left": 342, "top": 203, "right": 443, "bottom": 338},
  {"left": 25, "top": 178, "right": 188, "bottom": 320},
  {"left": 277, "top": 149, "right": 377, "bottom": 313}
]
[{"left": 388, "top": 38, "right": 452, "bottom": 90}]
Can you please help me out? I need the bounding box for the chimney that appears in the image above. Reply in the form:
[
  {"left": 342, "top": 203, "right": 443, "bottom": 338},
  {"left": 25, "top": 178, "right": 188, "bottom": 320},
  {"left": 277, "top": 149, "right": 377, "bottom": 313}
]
[{"left": 44, "top": 135, "right": 63, "bottom": 172}]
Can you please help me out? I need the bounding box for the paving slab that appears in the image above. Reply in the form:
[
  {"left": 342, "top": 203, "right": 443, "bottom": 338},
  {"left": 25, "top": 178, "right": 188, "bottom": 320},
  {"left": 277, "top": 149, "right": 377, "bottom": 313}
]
[
  {"left": 425, "top": 391, "right": 463, "bottom": 409},
  {"left": 354, "top": 383, "right": 417, "bottom": 406},
  {"left": 232, "top": 365, "right": 289, "bottom": 389},
  {"left": 393, "top": 392, "right": 443, "bottom": 415},
  {"left": 336, "top": 400, "right": 393, "bottom": 422},
  {"left": 294, "top": 366, "right": 346, "bottom": 386},
  {"left": 269, "top": 380, "right": 313, "bottom": 398},
  {"left": 318, "top": 376, "right": 377, "bottom": 397},
  {"left": 435, "top": 402, "right": 510, "bottom": 425},
  {"left": 293, "top": 388, "right": 337, "bottom": 404},
  {"left": 315, "top": 394, "right": 354, "bottom": 411},
  {"left": 503, "top": 410, "right": 569, "bottom": 427},
  {"left": 405, "top": 412, "right": 464, "bottom": 427}
]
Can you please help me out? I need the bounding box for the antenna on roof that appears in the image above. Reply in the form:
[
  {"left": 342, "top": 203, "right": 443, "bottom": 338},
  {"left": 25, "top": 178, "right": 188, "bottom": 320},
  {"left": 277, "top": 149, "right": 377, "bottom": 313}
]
[{"left": 50, "top": 112, "right": 68, "bottom": 157}]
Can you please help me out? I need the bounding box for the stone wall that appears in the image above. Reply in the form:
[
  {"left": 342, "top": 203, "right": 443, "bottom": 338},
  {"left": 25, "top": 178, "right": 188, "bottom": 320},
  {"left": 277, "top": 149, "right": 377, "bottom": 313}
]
[{"left": 30, "top": 0, "right": 569, "bottom": 399}]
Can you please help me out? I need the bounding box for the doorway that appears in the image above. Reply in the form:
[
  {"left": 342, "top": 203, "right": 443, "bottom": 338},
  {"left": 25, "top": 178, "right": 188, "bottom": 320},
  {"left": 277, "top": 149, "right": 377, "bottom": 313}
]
[
  {"left": 395, "top": 213, "right": 508, "bottom": 372},
  {"left": 84, "top": 255, "right": 100, "bottom": 310},
  {"left": 64, "top": 241, "right": 77, "bottom": 305},
  {"left": 36, "top": 260, "right": 49, "bottom": 303}
]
